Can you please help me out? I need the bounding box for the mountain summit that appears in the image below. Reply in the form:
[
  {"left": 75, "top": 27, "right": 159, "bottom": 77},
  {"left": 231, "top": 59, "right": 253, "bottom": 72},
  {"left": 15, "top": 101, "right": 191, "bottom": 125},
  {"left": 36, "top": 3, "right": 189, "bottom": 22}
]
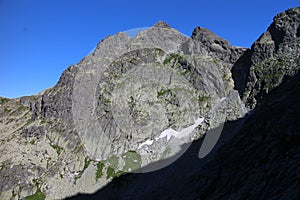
[
  {"left": 152, "top": 21, "right": 171, "bottom": 28},
  {"left": 0, "top": 7, "right": 299, "bottom": 200}
]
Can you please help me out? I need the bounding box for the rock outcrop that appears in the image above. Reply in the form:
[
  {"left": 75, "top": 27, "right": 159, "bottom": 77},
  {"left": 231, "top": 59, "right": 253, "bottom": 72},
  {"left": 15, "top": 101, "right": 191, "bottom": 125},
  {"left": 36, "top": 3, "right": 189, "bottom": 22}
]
[
  {"left": 232, "top": 7, "right": 300, "bottom": 108},
  {"left": 76, "top": 66, "right": 299, "bottom": 200},
  {"left": 0, "top": 7, "right": 299, "bottom": 200},
  {"left": 67, "top": 7, "right": 300, "bottom": 200}
]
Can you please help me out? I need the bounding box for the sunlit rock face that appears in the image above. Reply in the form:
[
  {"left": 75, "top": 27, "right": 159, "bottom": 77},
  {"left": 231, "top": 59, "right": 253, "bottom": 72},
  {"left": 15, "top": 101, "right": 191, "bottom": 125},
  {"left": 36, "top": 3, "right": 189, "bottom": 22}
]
[
  {"left": 65, "top": 7, "right": 300, "bottom": 200},
  {"left": 70, "top": 21, "right": 246, "bottom": 166},
  {"left": 0, "top": 22, "right": 247, "bottom": 199},
  {"left": 2, "top": 7, "right": 299, "bottom": 200}
]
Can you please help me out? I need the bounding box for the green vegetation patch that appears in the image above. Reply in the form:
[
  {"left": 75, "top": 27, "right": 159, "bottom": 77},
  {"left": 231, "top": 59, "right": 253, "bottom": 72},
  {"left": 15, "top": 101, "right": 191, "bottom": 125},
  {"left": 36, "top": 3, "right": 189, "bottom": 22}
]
[
  {"left": 197, "top": 95, "right": 210, "bottom": 102},
  {"left": 30, "top": 139, "right": 36, "bottom": 145},
  {"left": 250, "top": 56, "right": 299, "bottom": 92},
  {"left": 75, "top": 157, "right": 92, "bottom": 183},
  {"left": 0, "top": 97, "right": 9, "bottom": 105},
  {"left": 106, "top": 167, "right": 115, "bottom": 179},
  {"left": 94, "top": 155, "right": 124, "bottom": 180},
  {"left": 82, "top": 157, "right": 92, "bottom": 172},
  {"left": 96, "top": 162, "right": 105, "bottom": 179},
  {"left": 96, "top": 150, "right": 142, "bottom": 180},
  {"left": 106, "top": 166, "right": 124, "bottom": 179},
  {"left": 24, "top": 188, "right": 46, "bottom": 200},
  {"left": 4, "top": 107, "right": 11, "bottom": 113},
  {"left": 105, "top": 155, "right": 119, "bottom": 169},
  {"left": 122, "top": 150, "right": 141, "bottom": 172},
  {"left": 157, "top": 89, "right": 172, "bottom": 97},
  {"left": 25, "top": 179, "right": 46, "bottom": 200},
  {"left": 73, "top": 143, "right": 84, "bottom": 153},
  {"left": 50, "top": 143, "right": 64, "bottom": 156},
  {"left": 104, "top": 98, "right": 112, "bottom": 104},
  {"left": 163, "top": 54, "right": 181, "bottom": 65}
]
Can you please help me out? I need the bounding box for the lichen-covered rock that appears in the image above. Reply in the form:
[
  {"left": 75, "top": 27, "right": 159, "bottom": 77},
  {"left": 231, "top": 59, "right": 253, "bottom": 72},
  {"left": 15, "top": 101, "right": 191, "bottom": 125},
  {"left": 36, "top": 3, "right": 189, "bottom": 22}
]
[
  {"left": 0, "top": 20, "right": 247, "bottom": 199},
  {"left": 1, "top": 7, "right": 299, "bottom": 200},
  {"left": 232, "top": 7, "right": 300, "bottom": 108},
  {"left": 66, "top": 8, "right": 300, "bottom": 200}
]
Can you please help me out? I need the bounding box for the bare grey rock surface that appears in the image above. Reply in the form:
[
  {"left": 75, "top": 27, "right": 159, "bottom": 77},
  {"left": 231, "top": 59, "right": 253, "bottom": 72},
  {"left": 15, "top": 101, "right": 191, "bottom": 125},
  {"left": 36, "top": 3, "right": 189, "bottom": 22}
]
[
  {"left": 1, "top": 7, "right": 299, "bottom": 200},
  {"left": 232, "top": 7, "right": 300, "bottom": 108},
  {"left": 66, "top": 7, "right": 300, "bottom": 200}
]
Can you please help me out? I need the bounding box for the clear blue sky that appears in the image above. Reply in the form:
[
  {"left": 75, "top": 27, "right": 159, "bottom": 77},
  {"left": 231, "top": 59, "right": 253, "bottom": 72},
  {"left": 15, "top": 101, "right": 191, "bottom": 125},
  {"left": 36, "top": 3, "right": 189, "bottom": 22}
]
[{"left": 0, "top": 0, "right": 299, "bottom": 98}]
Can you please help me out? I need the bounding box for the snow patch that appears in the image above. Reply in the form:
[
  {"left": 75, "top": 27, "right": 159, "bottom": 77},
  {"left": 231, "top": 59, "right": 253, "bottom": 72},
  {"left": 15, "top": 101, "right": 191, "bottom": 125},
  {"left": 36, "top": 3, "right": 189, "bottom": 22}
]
[
  {"left": 155, "top": 117, "right": 204, "bottom": 141},
  {"left": 138, "top": 139, "right": 154, "bottom": 149},
  {"left": 137, "top": 118, "right": 204, "bottom": 149}
]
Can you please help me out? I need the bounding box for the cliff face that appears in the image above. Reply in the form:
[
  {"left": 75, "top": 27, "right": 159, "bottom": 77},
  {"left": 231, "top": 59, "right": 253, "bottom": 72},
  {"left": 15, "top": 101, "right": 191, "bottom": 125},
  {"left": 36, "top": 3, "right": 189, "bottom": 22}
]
[
  {"left": 0, "top": 7, "right": 299, "bottom": 200},
  {"left": 232, "top": 7, "right": 300, "bottom": 108}
]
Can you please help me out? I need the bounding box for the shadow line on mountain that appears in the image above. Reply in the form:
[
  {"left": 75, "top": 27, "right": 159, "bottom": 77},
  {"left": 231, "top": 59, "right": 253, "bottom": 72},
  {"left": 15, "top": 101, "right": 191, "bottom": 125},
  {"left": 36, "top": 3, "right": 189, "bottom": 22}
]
[{"left": 65, "top": 114, "right": 249, "bottom": 200}]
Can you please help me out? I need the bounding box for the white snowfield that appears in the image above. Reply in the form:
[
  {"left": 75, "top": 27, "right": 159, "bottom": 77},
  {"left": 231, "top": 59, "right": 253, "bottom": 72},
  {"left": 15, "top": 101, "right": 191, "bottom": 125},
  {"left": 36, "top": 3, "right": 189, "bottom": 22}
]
[
  {"left": 138, "top": 139, "right": 154, "bottom": 149},
  {"left": 138, "top": 117, "right": 205, "bottom": 149},
  {"left": 156, "top": 117, "right": 205, "bottom": 141}
]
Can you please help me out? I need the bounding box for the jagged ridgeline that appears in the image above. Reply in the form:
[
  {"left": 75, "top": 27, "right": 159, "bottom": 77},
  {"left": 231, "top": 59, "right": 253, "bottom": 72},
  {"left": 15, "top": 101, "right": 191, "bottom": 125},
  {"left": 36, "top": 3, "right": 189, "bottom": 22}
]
[{"left": 0, "top": 7, "right": 299, "bottom": 200}]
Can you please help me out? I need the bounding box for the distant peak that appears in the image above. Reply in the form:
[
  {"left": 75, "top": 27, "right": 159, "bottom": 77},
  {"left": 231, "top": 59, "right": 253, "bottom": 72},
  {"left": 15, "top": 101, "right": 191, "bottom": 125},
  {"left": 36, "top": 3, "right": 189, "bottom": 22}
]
[
  {"left": 191, "top": 26, "right": 230, "bottom": 46},
  {"left": 152, "top": 21, "right": 171, "bottom": 29},
  {"left": 192, "top": 26, "right": 202, "bottom": 35},
  {"left": 191, "top": 26, "right": 215, "bottom": 39}
]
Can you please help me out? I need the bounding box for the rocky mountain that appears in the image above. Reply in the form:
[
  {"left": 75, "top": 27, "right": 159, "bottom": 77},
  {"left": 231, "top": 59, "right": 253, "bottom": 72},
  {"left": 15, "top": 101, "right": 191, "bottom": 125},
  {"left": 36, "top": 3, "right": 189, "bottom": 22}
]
[
  {"left": 0, "top": 7, "right": 299, "bottom": 200},
  {"left": 232, "top": 7, "right": 300, "bottom": 108}
]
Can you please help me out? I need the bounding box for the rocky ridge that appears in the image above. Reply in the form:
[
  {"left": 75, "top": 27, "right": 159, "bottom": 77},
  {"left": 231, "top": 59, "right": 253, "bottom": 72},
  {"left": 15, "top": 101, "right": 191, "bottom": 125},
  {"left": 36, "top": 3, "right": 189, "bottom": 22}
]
[
  {"left": 232, "top": 7, "right": 300, "bottom": 108},
  {"left": 0, "top": 7, "right": 299, "bottom": 200}
]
